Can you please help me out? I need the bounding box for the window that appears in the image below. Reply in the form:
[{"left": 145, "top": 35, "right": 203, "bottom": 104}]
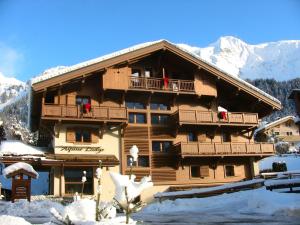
[
  {"left": 188, "top": 132, "right": 197, "bottom": 142},
  {"left": 128, "top": 113, "right": 147, "bottom": 124},
  {"left": 225, "top": 165, "right": 235, "bottom": 177},
  {"left": 286, "top": 131, "right": 292, "bottom": 136},
  {"left": 127, "top": 155, "right": 149, "bottom": 167},
  {"left": 190, "top": 166, "right": 209, "bottom": 178},
  {"left": 152, "top": 141, "right": 172, "bottom": 152},
  {"left": 151, "top": 114, "right": 169, "bottom": 125},
  {"left": 76, "top": 96, "right": 91, "bottom": 105},
  {"left": 75, "top": 129, "right": 91, "bottom": 143},
  {"left": 125, "top": 102, "right": 145, "bottom": 109},
  {"left": 138, "top": 156, "right": 150, "bottom": 167},
  {"left": 274, "top": 132, "right": 280, "bottom": 135},
  {"left": 132, "top": 69, "right": 141, "bottom": 77},
  {"left": 64, "top": 168, "right": 93, "bottom": 195},
  {"left": 45, "top": 91, "right": 56, "bottom": 104},
  {"left": 222, "top": 132, "right": 231, "bottom": 142},
  {"left": 150, "top": 103, "right": 170, "bottom": 110}
]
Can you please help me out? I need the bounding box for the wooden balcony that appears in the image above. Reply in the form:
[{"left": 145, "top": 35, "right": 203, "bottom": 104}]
[
  {"left": 174, "top": 110, "right": 258, "bottom": 126},
  {"left": 174, "top": 142, "right": 275, "bottom": 157},
  {"left": 128, "top": 76, "right": 195, "bottom": 93},
  {"left": 41, "top": 104, "right": 127, "bottom": 122}
]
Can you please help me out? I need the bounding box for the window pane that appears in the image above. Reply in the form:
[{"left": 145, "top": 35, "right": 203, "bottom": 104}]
[
  {"left": 191, "top": 166, "right": 200, "bottom": 178},
  {"left": 136, "top": 114, "right": 146, "bottom": 123},
  {"left": 125, "top": 102, "right": 135, "bottom": 109},
  {"left": 76, "top": 97, "right": 82, "bottom": 105},
  {"left": 225, "top": 165, "right": 235, "bottom": 177},
  {"left": 129, "top": 113, "right": 135, "bottom": 123},
  {"left": 162, "top": 142, "right": 171, "bottom": 152},
  {"left": 188, "top": 132, "right": 197, "bottom": 142},
  {"left": 150, "top": 103, "right": 159, "bottom": 110},
  {"left": 159, "top": 103, "right": 168, "bottom": 110},
  {"left": 152, "top": 141, "right": 161, "bottom": 152},
  {"left": 135, "top": 102, "right": 145, "bottom": 109},
  {"left": 82, "top": 130, "right": 91, "bottom": 142},
  {"left": 151, "top": 115, "right": 159, "bottom": 124},
  {"left": 160, "top": 115, "right": 169, "bottom": 124},
  {"left": 138, "top": 156, "right": 149, "bottom": 167},
  {"left": 75, "top": 131, "right": 82, "bottom": 142},
  {"left": 64, "top": 168, "right": 93, "bottom": 195},
  {"left": 127, "top": 156, "right": 137, "bottom": 166}
]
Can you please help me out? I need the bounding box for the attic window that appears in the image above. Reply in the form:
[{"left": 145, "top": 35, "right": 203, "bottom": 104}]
[{"left": 45, "top": 91, "right": 56, "bottom": 104}]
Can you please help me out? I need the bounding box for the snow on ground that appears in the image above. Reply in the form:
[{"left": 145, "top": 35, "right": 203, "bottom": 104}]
[
  {"left": 140, "top": 188, "right": 300, "bottom": 218},
  {"left": 0, "top": 199, "right": 64, "bottom": 220},
  {"left": 155, "top": 179, "right": 264, "bottom": 198},
  {"left": 0, "top": 215, "right": 31, "bottom": 225},
  {"left": 259, "top": 154, "right": 300, "bottom": 171}
]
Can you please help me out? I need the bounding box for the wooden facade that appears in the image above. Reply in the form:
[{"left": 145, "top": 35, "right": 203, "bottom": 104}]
[{"left": 30, "top": 40, "right": 280, "bottom": 198}]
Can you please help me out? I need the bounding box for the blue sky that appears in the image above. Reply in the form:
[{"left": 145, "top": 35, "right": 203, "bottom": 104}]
[{"left": 0, "top": 0, "right": 299, "bottom": 81}]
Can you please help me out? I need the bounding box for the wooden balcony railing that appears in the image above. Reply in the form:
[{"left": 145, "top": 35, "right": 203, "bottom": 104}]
[
  {"left": 175, "top": 110, "right": 258, "bottom": 126},
  {"left": 129, "top": 76, "right": 195, "bottom": 93},
  {"left": 173, "top": 142, "right": 275, "bottom": 156},
  {"left": 42, "top": 104, "right": 127, "bottom": 121}
]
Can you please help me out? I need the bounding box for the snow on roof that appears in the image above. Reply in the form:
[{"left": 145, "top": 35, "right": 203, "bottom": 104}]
[
  {"left": 3, "top": 162, "right": 39, "bottom": 178},
  {"left": 0, "top": 140, "right": 46, "bottom": 156},
  {"left": 31, "top": 40, "right": 281, "bottom": 105},
  {"left": 31, "top": 40, "right": 164, "bottom": 84},
  {"left": 255, "top": 115, "right": 296, "bottom": 134}
]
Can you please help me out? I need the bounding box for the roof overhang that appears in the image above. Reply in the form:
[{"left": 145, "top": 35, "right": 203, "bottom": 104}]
[{"left": 31, "top": 40, "right": 281, "bottom": 111}]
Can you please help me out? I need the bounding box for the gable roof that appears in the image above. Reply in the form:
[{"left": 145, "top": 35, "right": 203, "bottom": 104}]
[
  {"left": 31, "top": 40, "right": 281, "bottom": 109},
  {"left": 255, "top": 116, "right": 297, "bottom": 133}
]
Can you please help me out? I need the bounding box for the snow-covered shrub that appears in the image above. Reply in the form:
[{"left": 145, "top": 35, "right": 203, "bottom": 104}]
[{"left": 275, "top": 141, "right": 289, "bottom": 154}]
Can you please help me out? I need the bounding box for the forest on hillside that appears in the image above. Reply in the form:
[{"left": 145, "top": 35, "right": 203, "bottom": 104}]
[{"left": 247, "top": 78, "right": 300, "bottom": 121}]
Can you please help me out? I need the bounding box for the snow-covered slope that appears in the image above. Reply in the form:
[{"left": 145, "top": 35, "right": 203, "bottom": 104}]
[
  {"left": 0, "top": 72, "right": 26, "bottom": 109},
  {"left": 178, "top": 36, "right": 300, "bottom": 81}
]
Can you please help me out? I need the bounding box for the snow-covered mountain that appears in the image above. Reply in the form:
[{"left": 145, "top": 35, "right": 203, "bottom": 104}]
[
  {"left": 0, "top": 72, "right": 26, "bottom": 109},
  {"left": 178, "top": 36, "right": 300, "bottom": 81}
]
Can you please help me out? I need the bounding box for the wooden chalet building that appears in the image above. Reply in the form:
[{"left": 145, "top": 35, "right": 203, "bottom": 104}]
[
  {"left": 29, "top": 40, "right": 281, "bottom": 201},
  {"left": 255, "top": 116, "right": 300, "bottom": 149}
]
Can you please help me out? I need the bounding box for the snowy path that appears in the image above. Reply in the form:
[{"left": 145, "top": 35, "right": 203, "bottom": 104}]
[{"left": 133, "top": 211, "right": 299, "bottom": 225}]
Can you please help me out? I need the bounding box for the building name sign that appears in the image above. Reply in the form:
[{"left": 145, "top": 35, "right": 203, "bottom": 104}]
[{"left": 56, "top": 146, "right": 104, "bottom": 154}]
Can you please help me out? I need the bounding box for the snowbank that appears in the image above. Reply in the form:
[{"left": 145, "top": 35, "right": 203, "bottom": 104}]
[
  {"left": 141, "top": 188, "right": 300, "bottom": 217},
  {"left": 3, "top": 162, "right": 39, "bottom": 178},
  {"left": 0, "top": 140, "right": 45, "bottom": 156},
  {"left": 155, "top": 179, "right": 264, "bottom": 198},
  {"left": 0, "top": 199, "right": 64, "bottom": 219},
  {"left": 259, "top": 154, "right": 300, "bottom": 171},
  {"left": 0, "top": 215, "right": 31, "bottom": 225}
]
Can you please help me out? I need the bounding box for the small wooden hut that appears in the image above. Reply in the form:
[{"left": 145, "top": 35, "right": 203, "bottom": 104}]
[{"left": 3, "top": 162, "right": 38, "bottom": 202}]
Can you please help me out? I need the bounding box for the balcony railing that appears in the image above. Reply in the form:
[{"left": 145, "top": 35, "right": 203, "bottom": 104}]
[
  {"left": 129, "top": 76, "right": 195, "bottom": 93},
  {"left": 174, "top": 142, "right": 274, "bottom": 156},
  {"left": 175, "top": 110, "right": 258, "bottom": 126},
  {"left": 42, "top": 104, "right": 127, "bottom": 121}
]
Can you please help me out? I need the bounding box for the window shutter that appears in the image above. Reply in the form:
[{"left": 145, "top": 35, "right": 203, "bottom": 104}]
[
  {"left": 67, "top": 94, "right": 76, "bottom": 105},
  {"left": 200, "top": 166, "right": 209, "bottom": 177},
  {"left": 198, "top": 133, "right": 206, "bottom": 142},
  {"left": 91, "top": 129, "right": 99, "bottom": 143},
  {"left": 66, "top": 128, "right": 75, "bottom": 143}
]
